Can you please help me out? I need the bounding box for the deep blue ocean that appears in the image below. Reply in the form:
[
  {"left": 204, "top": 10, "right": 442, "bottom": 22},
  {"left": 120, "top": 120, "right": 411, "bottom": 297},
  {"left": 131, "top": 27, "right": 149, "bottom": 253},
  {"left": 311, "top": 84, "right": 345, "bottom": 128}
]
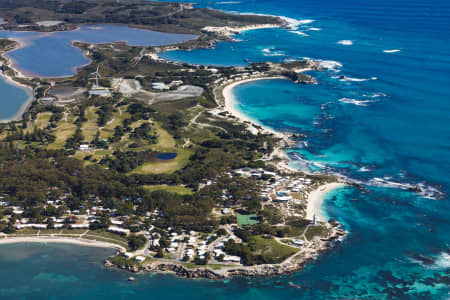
[{"left": 1, "top": 0, "right": 450, "bottom": 298}]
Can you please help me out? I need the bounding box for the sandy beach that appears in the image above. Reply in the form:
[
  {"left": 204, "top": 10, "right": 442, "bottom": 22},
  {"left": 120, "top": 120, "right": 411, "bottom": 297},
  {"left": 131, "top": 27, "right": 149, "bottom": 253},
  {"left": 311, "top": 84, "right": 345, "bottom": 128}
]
[
  {"left": 0, "top": 73, "right": 34, "bottom": 123},
  {"left": 221, "top": 76, "right": 304, "bottom": 174},
  {"left": 222, "top": 77, "right": 288, "bottom": 138},
  {"left": 306, "top": 182, "right": 347, "bottom": 222},
  {"left": 0, "top": 38, "right": 35, "bottom": 122},
  {"left": 0, "top": 236, "right": 126, "bottom": 252}
]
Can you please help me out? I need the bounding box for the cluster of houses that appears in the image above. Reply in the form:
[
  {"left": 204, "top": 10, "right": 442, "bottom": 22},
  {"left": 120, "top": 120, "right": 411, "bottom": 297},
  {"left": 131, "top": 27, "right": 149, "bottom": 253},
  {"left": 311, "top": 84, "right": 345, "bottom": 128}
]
[
  {"left": 0, "top": 194, "right": 134, "bottom": 234},
  {"left": 213, "top": 71, "right": 265, "bottom": 86},
  {"left": 229, "top": 167, "right": 316, "bottom": 209},
  {"left": 0, "top": 164, "right": 319, "bottom": 266},
  {"left": 212, "top": 238, "right": 241, "bottom": 263},
  {"left": 232, "top": 167, "right": 276, "bottom": 179},
  {"left": 144, "top": 226, "right": 242, "bottom": 264},
  {"left": 263, "top": 177, "right": 312, "bottom": 202}
]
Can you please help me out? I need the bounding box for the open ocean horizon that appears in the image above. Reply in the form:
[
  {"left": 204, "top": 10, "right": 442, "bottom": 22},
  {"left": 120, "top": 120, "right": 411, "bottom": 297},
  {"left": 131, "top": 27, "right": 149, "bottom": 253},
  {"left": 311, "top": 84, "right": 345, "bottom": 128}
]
[{"left": 0, "top": 0, "right": 449, "bottom": 298}]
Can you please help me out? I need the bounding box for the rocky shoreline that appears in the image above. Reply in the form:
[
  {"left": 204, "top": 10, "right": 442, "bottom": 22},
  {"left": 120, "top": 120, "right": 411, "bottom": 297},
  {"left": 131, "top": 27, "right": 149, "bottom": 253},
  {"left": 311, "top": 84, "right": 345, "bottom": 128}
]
[{"left": 104, "top": 224, "right": 347, "bottom": 280}]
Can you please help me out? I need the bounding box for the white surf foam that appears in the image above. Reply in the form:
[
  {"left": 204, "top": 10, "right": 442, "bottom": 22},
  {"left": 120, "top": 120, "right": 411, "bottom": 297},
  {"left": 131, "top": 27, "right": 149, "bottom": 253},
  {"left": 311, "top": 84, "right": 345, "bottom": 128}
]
[
  {"left": 289, "top": 30, "right": 309, "bottom": 37},
  {"left": 298, "top": 19, "right": 315, "bottom": 25},
  {"left": 262, "top": 47, "right": 285, "bottom": 57},
  {"left": 313, "top": 162, "right": 327, "bottom": 169},
  {"left": 414, "top": 252, "right": 450, "bottom": 269},
  {"left": 264, "top": 52, "right": 286, "bottom": 57},
  {"left": 216, "top": 1, "right": 241, "bottom": 4},
  {"left": 363, "top": 93, "right": 387, "bottom": 98},
  {"left": 262, "top": 47, "right": 274, "bottom": 53},
  {"left": 433, "top": 252, "right": 450, "bottom": 269},
  {"left": 369, "top": 177, "right": 417, "bottom": 190},
  {"left": 337, "top": 40, "right": 353, "bottom": 46},
  {"left": 339, "top": 98, "right": 377, "bottom": 106},
  {"left": 417, "top": 182, "right": 444, "bottom": 200},
  {"left": 278, "top": 17, "right": 315, "bottom": 30},
  {"left": 383, "top": 49, "right": 401, "bottom": 53},
  {"left": 315, "top": 59, "right": 343, "bottom": 71},
  {"left": 308, "top": 27, "right": 321, "bottom": 31},
  {"left": 339, "top": 76, "right": 370, "bottom": 82}
]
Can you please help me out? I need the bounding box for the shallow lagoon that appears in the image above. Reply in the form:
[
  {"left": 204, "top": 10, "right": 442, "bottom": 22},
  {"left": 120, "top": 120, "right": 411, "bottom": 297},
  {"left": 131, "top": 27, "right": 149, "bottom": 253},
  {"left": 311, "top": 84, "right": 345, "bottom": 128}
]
[
  {"left": 0, "top": 24, "right": 195, "bottom": 120},
  {"left": 0, "top": 24, "right": 196, "bottom": 77}
]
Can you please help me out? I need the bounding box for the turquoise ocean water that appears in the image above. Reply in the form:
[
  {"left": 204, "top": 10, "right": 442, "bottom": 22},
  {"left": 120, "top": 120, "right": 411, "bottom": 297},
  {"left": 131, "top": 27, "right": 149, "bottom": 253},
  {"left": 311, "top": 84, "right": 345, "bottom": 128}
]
[{"left": 1, "top": 0, "right": 450, "bottom": 298}]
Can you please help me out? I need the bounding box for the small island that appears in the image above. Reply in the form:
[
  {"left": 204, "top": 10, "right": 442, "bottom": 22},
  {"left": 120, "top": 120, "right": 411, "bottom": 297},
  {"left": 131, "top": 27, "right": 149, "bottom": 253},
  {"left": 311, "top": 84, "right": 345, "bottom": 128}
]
[{"left": 0, "top": 0, "right": 348, "bottom": 280}]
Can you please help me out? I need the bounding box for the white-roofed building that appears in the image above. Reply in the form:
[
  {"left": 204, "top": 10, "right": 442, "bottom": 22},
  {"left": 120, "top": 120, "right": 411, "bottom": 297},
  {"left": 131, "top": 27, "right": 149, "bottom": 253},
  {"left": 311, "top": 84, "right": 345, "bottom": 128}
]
[{"left": 107, "top": 226, "right": 130, "bottom": 236}]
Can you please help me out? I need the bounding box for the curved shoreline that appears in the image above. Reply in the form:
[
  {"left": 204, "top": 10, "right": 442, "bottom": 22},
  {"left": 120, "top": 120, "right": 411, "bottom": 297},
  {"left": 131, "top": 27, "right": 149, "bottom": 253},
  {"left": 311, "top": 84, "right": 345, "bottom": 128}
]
[
  {"left": 221, "top": 77, "right": 303, "bottom": 174},
  {"left": 221, "top": 77, "right": 348, "bottom": 220},
  {"left": 222, "top": 76, "right": 287, "bottom": 138},
  {"left": 0, "top": 73, "right": 33, "bottom": 123},
  {"left": 307, "top": 182, "right": 347, "bottom": 221},
  {"left": 0, "top": 236, "right": 126, "bottom": 252}
]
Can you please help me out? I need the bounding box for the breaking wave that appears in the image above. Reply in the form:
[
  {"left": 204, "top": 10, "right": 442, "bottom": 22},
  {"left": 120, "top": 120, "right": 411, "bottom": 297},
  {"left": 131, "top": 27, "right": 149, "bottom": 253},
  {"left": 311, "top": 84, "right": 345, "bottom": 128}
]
[
  {"left": 289, "top": 30, "right": 309, "bottom": 37},
  {"left": 339, "top": 98, "right": 377, "bottom": 106},
  {"left": 337, "top": 40, "right": 353, "bottom": 45},
  {"left": 262, "top": 46, "right": 285, "bottom": 56}
]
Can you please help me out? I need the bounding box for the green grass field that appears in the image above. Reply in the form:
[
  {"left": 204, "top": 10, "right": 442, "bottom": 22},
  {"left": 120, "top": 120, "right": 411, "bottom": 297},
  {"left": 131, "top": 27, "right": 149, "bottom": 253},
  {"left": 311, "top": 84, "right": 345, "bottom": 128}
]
[
  {"left": 249, "top": 235, "right": 298, "bottom": 263},
  {"left": 130, "top": 124, "right": 192, "bottom": 174},
  {"left": 144, "top": 185, "right": 193, "bottom": 195},
  {"left": 237, "top": 214, "right": 259, "bottom": 227},
  {"left": 305, "top": 225, "right": 330, "bottom": 241},
  {"left": 81, "top": 106, "right": 99, "bottom": 142},
  {"left": 131, "top": 148, "right": 192, "bottom": 174},
  {"left": 99, "top": 106, "right": 130, "bottom": 139},
  {"left": 48, "top": 113, "right": 77, "bottom": 149},
  {"left": 33, "top": 112, "right": 52, "bottom": 130}
]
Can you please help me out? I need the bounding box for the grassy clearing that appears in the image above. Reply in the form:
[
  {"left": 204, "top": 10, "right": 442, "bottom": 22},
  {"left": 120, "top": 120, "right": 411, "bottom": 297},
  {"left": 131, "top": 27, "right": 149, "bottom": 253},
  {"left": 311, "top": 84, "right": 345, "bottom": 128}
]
[
  {"left": 131, "top": 148, "right": 192, "bottom": 174},
  {"left": 82, "top": 235, "right": 128, "bottom": 248},
  {"left": 144, "top": 185, "right": 193, "bottom": 195},
  {"left": 283, "top": 225, "right": 307, "bottom": 237},
  {"left": 11, "top": 229, "right": 39, "bottom": 235},
  {"left": 60, "top": 229, "right": 87, "bottom": 235},
  {"left": 305, "top": 225, "right": 330, "bottom": 241},
  {"left": 36, "top": 229, "right": 63, "bottom": 235},
  {"left": 88, "top": 229, "right": 128, "bottom": 244},
  {"left": 129, "top": 122, "right": 191, "bottom": 174},
  {"left": 237, "top": 214, "right": 259, "bottom": 227},
  {"left": 250, "top": 236, "right": 298, "bottom": 263},
  {"left": 108, "top": 255, "right": 151, "bottom": 266},
  {"left": 153, "top": 123, "right": 176, "bottom": 150},
  {"left": 48, "top": 114, "right": 77, "bottom": 149},
  {"left": 186, "top": 126, "right": 217, "bottom": 145},
  {"left": 99, "top": 106, "right": 130, "bottom": 139},
  {"left": 33, "top": 112, "right": 52, "bottom": 130},
  {"left": 81, "top": 106, "right": 99, "bottom": 142}
]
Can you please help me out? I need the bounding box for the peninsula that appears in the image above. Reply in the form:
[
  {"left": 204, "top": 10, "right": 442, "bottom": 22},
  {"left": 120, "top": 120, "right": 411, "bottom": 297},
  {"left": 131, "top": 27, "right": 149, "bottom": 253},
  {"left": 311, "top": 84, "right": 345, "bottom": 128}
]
[{"left": 0, "top": 0, "right": 348, "bottom": 279}]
